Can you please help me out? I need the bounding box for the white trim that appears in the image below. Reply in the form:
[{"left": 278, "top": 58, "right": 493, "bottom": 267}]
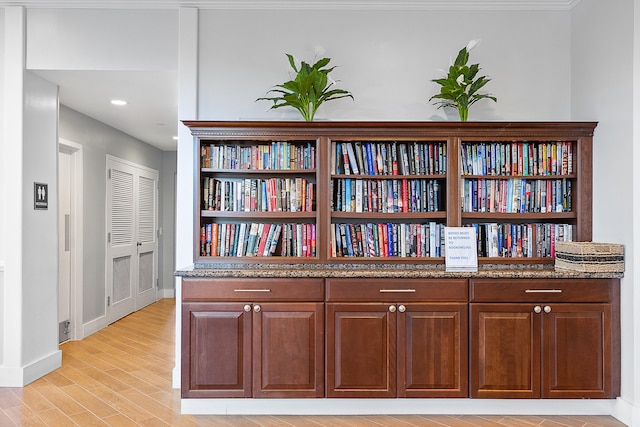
[
  {"left": 158, "top": 288, "right": 175, "bottom": 299},
  {"left": 22, "top": 350, "right": 62, "bottom": 385},
  {"left": 0, "top": 349, "right": 62, "bottom": 387},
  {"left": 181, "top": 398, "right": 617, "bottom": 416},
  {"left": 0, "top": 0, "right": 583, "bottom": 10},
  {"left": 58, "top": 138, "right": 84, "bottom": 341},
  {"left": 82, "top": 313, "right": 109, "bottom": 338},
  {"left": 106, "top": 154, "right": 159, "bottom": 175},
  {"left": 612, "top": 397, "right": 640, "bottom": 426}
]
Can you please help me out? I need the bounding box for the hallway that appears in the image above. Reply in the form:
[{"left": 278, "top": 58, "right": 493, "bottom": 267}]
[{"left": 0, "top": 299, "right": 627, "bottom": 426}]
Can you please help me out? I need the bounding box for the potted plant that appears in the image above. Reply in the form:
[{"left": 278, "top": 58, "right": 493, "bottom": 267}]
[
  {"left": 257, "top": 54, "right": 353, "bottom": 122},
  {"left": 429, "top": 40, "right": 497, "bottom": 121}
]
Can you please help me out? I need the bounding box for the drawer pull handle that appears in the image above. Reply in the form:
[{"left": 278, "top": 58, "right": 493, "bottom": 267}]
[
  {"left": 379, "top": 289, "right": 416, "bottom": 293},
  {"left": 525, "top": 289, "right": 562, "bottom": 293},
  {"left": 234, "top": 289, "right": 271, "bottom": 293}
]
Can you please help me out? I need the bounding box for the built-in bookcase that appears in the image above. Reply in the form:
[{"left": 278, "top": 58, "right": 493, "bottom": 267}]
[
  {"left": 185, "top": 121, "right": 595, "bottom": 265},
  {"left": 329, "top": 139, "right": 448, "bottom": 260},
  {"left": 197, "top": 137, "right": 319, "bottom": 261},
  {"left": 459, "top": 139, "right": 579, "bottom": 259}
]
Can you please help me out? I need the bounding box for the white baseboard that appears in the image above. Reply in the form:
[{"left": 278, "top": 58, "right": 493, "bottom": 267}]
[
  {"left": 181, "top": 398, "right": 618, "bottom": 416},
  {"left": 612, "top": 397, "right": 639, "bottom": 426},
  {"left": 159, "top": 288, "right": 175, "bottom": 299},
  {"left": 0, "top": 349, "right": 61, "bottom": 387},
  {"left": 82, "top": 314, "right": 108, "bottom": 339}
]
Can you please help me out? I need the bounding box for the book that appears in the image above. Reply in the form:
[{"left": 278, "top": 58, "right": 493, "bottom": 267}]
[
  {"left": 345, "top": 142, "right": 360, "bottom": 174},
  {"left": 266, "top": 224, "right": 282, "bottom": 256},
  {"left": 257, "top": 224, "right": 271, "bottom": 257}
]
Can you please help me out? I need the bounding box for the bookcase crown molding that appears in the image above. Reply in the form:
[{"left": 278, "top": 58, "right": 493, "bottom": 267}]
[{"left": 0, "top": 0, "right": 583, "bottom": 10}]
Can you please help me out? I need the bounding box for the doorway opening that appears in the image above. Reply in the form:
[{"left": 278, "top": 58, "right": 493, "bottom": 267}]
[{"left": 58, "top": 138, "right": 84, "bottom": 342}]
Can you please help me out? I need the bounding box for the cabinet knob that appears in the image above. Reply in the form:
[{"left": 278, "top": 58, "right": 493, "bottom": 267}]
[
  {"left": 253, "top": 304, "right": 261, "bottom": 313},
  {"left": 388, "top": 305, "right": 396, "bottom": 313},
  {"left": 544, "top": 305, "right": 552, "bottom": 313},
  {"left": 398, "top": 305, "right": 406, "bottom": 313},
  {"left": 244, "top": 304, "right": 252, "bottom": 312},
  {"left": 534, "top": 305, "right": 542, "bottom": 314}
]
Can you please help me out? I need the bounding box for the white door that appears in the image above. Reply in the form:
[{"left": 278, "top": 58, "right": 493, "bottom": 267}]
[
  {"left": 106, "top": 157, "right": 158, "bottom": 325},
  {"left": 58, "top": 150, "right": 72, "bottom": 342}
]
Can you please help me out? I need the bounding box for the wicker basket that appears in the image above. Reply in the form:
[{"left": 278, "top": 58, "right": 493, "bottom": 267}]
[{"left": 555, "top": 242, "right": 624, "bottom": 273}]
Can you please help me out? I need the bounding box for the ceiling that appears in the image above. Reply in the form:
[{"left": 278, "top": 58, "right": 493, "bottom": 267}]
[{"left": 9, "top": 0, "right": 582, "bottom": 152}]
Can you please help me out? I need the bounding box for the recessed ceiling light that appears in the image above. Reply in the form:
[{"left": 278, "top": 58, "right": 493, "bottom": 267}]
[{"left": 110, "top": 99, "right": 127, "bottom": 106}]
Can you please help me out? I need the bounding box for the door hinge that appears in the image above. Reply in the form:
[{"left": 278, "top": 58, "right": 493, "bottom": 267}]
[
  {"left": 107, "top": 232, "right": 111, "bottom": 243},
  {"left": 157, "top": 278, "right": 159, "bottom": 288},
  {"left": 107, "top": 168, "right": 111, "bottom": 179},
  {"left": 107, "top": 296, "right": 111, "bottom": 307}
]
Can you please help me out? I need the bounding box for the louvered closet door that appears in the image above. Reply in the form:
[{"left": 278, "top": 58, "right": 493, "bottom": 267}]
[
  {"left": 106, "top": 157, "right": 158, "bottom": 325},
  {"left": 135, "top": 168, "right": 159, "bottom": 310}
]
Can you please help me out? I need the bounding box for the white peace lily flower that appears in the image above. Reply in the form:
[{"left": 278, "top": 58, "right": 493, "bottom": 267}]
[
  {"left": 466, "top": 39, "right": 481, "bottom": 52},
  {"left": 314, "top": 45, "right": 326, "bottom": 57},
  {"left": 456, "top": 74, "right": 465, "bottom": 85}
]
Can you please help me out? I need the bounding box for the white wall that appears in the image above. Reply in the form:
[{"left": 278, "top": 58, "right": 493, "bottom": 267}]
[
  {"left": 1, "top": 6, "right": 61, "bottom": 385},
  {"left": 0, "top": 6, "right": 5, "bottom": 265},
  {"left": 0, "top": 6, "right": 6, "bottom": 366},
  {"left": 570, "top": 1, "right": 638, "bottom": 424},
  {"left": 25, "top": 8, "right": 177, "bottom": 71},
  {"left": 160, "top": 151, "right": 176, "bottom": 297},
  {"left": 22, "top": 70, "right": 60, "bottom": 375},
  {"left": 198, "top": 9, "right": 570, "bottom": 122}
]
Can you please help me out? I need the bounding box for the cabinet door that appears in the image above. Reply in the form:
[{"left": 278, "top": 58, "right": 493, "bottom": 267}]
[
  {"left": 252, "top": 302, "right": 325, "bottom": 398},
  {"left": 470, "top": 303, "right": 541, "bottom": 398},
  {"left": 398, "top": 303, "right": 468, "bottom": 397},
  {"left": 326, "top": 303, "right": 396, "bottom": 398},
  {"left": 542, "top": 303, "right": 613, "bottom": 398},
  {"left": 181, "top": 302, "right": 252, "bottom": 398}
]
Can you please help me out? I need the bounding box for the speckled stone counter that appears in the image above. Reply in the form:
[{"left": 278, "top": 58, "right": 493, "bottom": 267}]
[{"left": 175, "top": 263, "right": 623, "bottom": 279}]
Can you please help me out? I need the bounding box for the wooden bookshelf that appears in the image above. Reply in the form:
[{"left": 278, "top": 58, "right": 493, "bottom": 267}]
[{"left": 184, "top": 121, "right": 596, "bottom": 265}]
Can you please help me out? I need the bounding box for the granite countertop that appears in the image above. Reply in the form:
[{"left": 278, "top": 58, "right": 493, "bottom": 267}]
[{"left": 175, "top": 263, "right": 623, "bottom": 279}]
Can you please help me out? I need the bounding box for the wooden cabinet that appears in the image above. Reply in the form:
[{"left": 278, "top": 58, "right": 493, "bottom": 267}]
[
  {"left": 326, "top": 278, "right": 468, "bottom": 398},
  {"left": 469, "top": 278, "right": 620, "bottom": 398},
  {"left": 184, "top": 121, "right": 597, "bottom": 266},
  {"left": 181, "top": 278, "right": 325, "bottom": 398}
]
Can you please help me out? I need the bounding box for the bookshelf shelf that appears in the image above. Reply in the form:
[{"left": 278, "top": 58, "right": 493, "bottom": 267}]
[
  {"left": 201, "top": 211, "right": 317, "bottom": 219},
  {"left": 185, "top": 121, "right": 595, "bottom": 264}
]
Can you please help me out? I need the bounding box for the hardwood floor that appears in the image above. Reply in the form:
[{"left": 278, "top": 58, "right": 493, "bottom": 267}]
[{"left": 0, "top": 298, "right": 628, "bottom": 426}]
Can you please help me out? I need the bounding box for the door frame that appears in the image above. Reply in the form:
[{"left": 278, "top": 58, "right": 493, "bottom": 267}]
[{"left": 58, "top": 138, "right": 84, "bottom": 340}]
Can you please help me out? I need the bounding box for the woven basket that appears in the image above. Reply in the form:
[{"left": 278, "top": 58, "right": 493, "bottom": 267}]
[{"left": 555, "top": 242, "right": 624, "bottom": 273}]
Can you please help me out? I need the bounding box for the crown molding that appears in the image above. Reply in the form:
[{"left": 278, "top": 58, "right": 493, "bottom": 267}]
[{"left": 0, "top": 0, "right": 583, "bottom": 10}]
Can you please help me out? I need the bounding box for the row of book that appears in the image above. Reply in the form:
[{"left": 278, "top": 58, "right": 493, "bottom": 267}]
[
  {"left": 331, "top": 141, "right": 447, "bottom": 176},
  {"left": 462, "top": 178, "right": 572, "bottom": 214},
  {"left": 201, "top": 141, "right": 316, "bottom": 171},
  {"left": 202, "top": 177, "right": 314, "bottom": 213},
  {"left": 200, "top": 222, "right": 316, "bottom": 257},
  {"left": 461, "top": 141, "right": 573, "bottom": 177},
  {"left": 465, "top": 222, "right": 574, "bottom": 258},
  {"left": 332, "top": 178, "right": 442, "bottom": 213},
  {"left": 331, "top": 222, "right": 445, "bottom": 258}
]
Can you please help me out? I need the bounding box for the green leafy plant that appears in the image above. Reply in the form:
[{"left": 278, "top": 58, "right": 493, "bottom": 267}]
[
  {"left": 429, "top": 40, "right": 497, "bottom": 121},
  {"left": 257, "top": 53, "right": 353, "bottom": 122}
]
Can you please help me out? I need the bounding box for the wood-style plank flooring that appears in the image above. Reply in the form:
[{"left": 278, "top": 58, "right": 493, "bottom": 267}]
[{"left": 0, "top": 298, "right": 628, "bottom": 426}]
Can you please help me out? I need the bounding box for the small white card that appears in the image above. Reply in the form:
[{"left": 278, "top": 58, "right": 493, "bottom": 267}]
[{"left": 445, "top": 227, "right": 478, "bottom": 272}]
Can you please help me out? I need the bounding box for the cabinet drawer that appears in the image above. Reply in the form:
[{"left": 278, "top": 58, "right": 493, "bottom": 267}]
[
  {"left": 326, "top": 278, "right": 468, "bottom": 302},
  {"left": 470, "top": 278, "right": 615, "bottom": 303},
  {"left": 182, "top": 278, "right": 324, "bottom": 302}
]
